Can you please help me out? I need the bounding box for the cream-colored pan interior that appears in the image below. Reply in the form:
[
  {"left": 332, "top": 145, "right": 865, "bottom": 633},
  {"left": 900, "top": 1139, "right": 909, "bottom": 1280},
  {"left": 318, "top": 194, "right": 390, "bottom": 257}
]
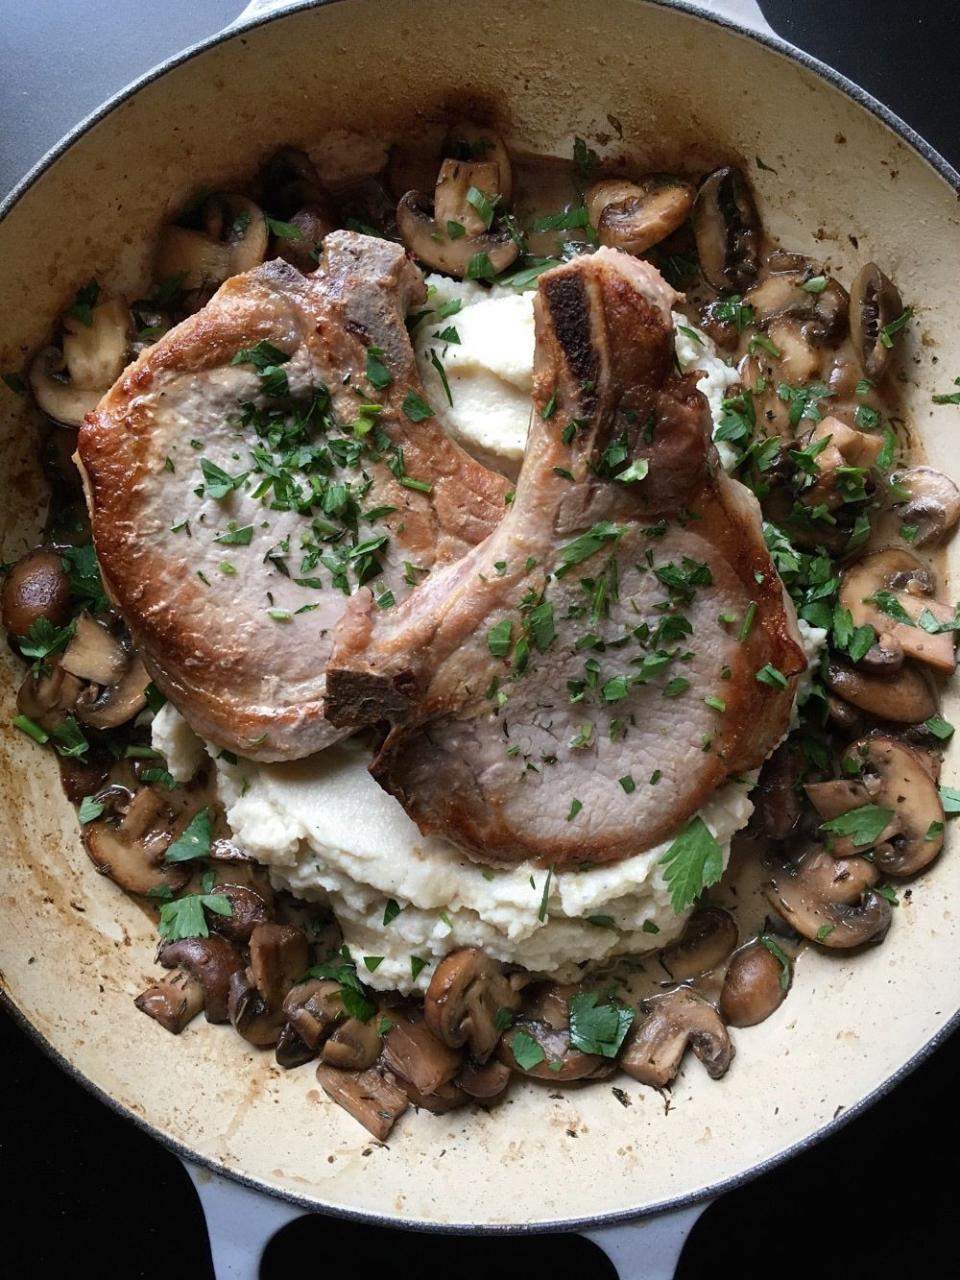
[{"left": 1, "top": 0, "right": 958, "bottom": 1228}]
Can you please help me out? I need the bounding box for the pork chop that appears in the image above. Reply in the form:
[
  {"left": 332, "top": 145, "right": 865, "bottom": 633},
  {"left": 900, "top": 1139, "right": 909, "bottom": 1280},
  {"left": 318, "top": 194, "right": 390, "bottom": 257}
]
[
  {"left": 325, "top": 248, "right": 806, "bottom": 867},
  {"left": 77, "top": 232, "right": 510, "bottom": 761}
]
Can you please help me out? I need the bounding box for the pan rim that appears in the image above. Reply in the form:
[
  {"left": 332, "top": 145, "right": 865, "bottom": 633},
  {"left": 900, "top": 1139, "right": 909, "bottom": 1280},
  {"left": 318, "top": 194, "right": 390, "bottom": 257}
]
[{"left": 1, "top": 0, "right": 958, "bottom": 1233}]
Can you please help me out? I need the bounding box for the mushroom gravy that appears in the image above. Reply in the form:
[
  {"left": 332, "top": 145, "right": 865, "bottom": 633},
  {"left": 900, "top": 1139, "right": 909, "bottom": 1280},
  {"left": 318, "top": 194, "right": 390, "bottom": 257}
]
[{"left": 2, "top": 123, "right": 956, "bottom": 1141}]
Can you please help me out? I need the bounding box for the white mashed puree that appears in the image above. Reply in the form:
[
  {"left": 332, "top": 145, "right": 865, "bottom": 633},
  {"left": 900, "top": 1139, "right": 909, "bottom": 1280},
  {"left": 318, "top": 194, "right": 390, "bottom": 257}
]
[
  {"left": 152, "top": 703, "right": 756, "bottom": 995},
  {"left": 413, "top": 273, "right": 740, "bottom": 477}
]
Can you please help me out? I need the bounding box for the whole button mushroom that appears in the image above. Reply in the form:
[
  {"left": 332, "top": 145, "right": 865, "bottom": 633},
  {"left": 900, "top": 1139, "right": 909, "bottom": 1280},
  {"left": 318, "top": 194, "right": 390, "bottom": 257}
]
[
  {"left": 621, "top": 987, "right": 734, "bottom": 1087},
  {"left": 1, "top": 549, "right": 73, "bottom": 637},
  {"left": 720, "top": 940, "right": 791, "bottom": 1027},
  {"left": 692, "top": 165, "right": 762, "bottom": 293}
]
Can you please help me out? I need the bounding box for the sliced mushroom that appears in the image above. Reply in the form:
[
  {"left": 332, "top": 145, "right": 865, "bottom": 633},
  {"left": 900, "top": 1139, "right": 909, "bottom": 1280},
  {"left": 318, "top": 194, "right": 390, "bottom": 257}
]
[
  {"left": 397, "top": 189, "right": 518, "bottom": 278},
  {"left": 60, "top": 613, "right": 126, "bottom": 684},
  {"left": 322, "top": 1017, "right": 381, "bottom": 1071},
  {"left": 282, "top": 978, "right": 345, "bottom": 1049},
  {"left": 824, "top": 659, "right": 936, "bottom": 723},
  {"left": 751, "top": 742, "right": 804, "bottom": 840},
  {"left": 838, "top": 548, "right": 957, "bottom": 674},
  {"left": 206, "top": 882, "right": 271, "bottom": 944},
  {"left": 744, "top": 270, "right": 848, "bottom": 346},
  {"left": 228, "top": 923, "right": 311, "bottom": 1047},
  {"left": 806, "top": 735, "right": 944, "bottom": 876},
  {"left": 585, "top": 176, "right": 693, "bottom": 255},
  {"left": 765, "top": 848, "right": 892, "bottom": 947},
  {"left": 75, "top": 654, "right": 149, "bottom": 730},
  {"left": 316, "top": 1064, "right": 409, "bottom": 1141},
  {"left": 434, "top": 159, "right": 502, "bottom": 238},
  {"left": 381, "top": 1010, "right": 462, "bottom": 1095},
  {"left": 2, "top": 549, "right": 73, "bottom": 637},
  {"left": 275, "top": 1023, "right": 318, "bottom": 1069},
  {"left": 719, "top": 941, "right": 790, "bottom": 1027},
  {"left": 443, "top": 123, "right": 513, "bottom": 204},
  {"left": 620, "top": 988, "right": 734, "bottom": 1087},
  {"left": 849, "top": 263, "right": 903, "bottom": 380},
  {"left": 399, "top": 1077, "right": 471, "bottom": 1115},
  {"left": 424, "top": 948, "right": 520, "bottom": 1062},
  {"left": 660, "top": 908, "right": 738, "bottom": 981},
  {"left": 155, "top": 194, "right": 268, "bottom": 291},
  {"left": 800, "top": 417, "right": 883, "bottom": 513},
  {"left": 30, "top": 298, "right": 133, "bottom": 427},
  {"left": 455, "top": 1058, "right": 512, "bottom": 1101},
  {"left": 692, "top": 165, "right": 761, "bottom": 292},
  {"left": 83, "top": 786, "right": 188, "bottom": 896},
  {"left": 497, "top": 984, "right": 613, "bottom": 1082},
  {"left": 891, "top": 466, "right": 960, "bottom": 546},
  {"left": 134, "top": 970, "right": 204, "bottom": 1035},
  {"left": 17, "top": 663, "right": 83, "bottom": 732},
  {"left": 157, "top": 935, "right": 244, "bottom": 1024}
]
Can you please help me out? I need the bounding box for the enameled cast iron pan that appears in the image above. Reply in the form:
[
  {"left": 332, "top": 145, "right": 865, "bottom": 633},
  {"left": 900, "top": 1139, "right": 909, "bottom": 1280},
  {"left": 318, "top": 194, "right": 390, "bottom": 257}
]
[{"left": 1, "top": 2, "right": 958, "bottom": 1275}]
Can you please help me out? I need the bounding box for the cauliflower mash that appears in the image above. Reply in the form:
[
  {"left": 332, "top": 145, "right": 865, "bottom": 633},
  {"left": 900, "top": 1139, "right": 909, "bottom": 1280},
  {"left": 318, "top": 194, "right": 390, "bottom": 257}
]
[
  {"left": 154, "top": 707, "right": 756, "bottom": 994},
  {"left": 414, "top": 273, "right": 739, "bottom": 477}
]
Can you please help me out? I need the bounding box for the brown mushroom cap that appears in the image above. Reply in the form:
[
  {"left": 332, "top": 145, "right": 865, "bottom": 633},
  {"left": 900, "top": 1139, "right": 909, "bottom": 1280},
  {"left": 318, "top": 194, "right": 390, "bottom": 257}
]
[
  {"left": 692, "top": 165, "right": 762, "bottom": 292},
  {"left": 765, "top": 848, "right": 892, "bottom": 947},
  {"left": 282, "top": 978, "right": 345, "bottom": 1049},
  {"left": 206, "top": 882, "right": 272, "bottom": 944},
  {"left": 274, "top": 205, "right": 335, "bottom": 273},
  {"left": 381, "top": 1010, "right": 462, "bottom": 1095},
  {"left": 159, "top": 934, "right": 244, "bottom": 1024},
  {"left": 660, "top": 908, "right": 738, "bottom": 982},
  {"left": 744, "top": 270, "right": 848, "bottom": 346},
  {"left": 60, "top": 613, "right": 127, "bottom": 685},
  {"left": 135, "top": 970, "right": 204, "bottom": 1035},
  {"left": 824, "top": 659, "right": 936, "bottom": 723},
  {"left": 750, "top": 742, "right": 804, "bottom": 840},
  {"left": 399, "top": 1076, "right": 471, "bottom": 1115},
  {"left": 316, "top": 1064, "right": 409, "bottom": 1141},
  {"left": 424, "top": 947, "right": 520, "bottom": 1062},
  {"left": 806, "top": 735, "right": 944, "bottom": 876},
  {"left": 248, "top": 923, "right": 311, "bottom": 1009},
  {"left": 1, "top": 549, "right": 73, "bottom": 637},
  {"left": 849, "top": 262, "right": 903, "bottom": 381},
  {"left": 75, "top": 654, "right": 149, "bottom": 730},
  {"left": 586, "top": 176, "right": 694, "bottom": 255},
  {"left": 892, "top": 466, "right": 960, "bottom": 547},
  {"left": 496, "top": 983, "right": 613, "bottom": 1082},
  {"left": 838, "top": 548, "right": 957, "bottom": 674},
  {"left": 719, "top": 941, "right": 790, "bottom": 1027},
  {"left": 620, "top": 987, "right": 734, "bottom": 1087},
  {"left": 322, "top": 1017, "right": 381, "bottom": 1071},
  {"left": 83, "top": 787, "right": 188, "bottom": 896},
  {"left": 455, "top": 1057, "right": 512, "bottom": 1100}
]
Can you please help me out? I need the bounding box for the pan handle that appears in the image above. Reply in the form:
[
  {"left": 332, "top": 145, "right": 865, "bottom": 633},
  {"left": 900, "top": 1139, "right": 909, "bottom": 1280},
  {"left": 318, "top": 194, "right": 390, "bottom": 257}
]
[
  {"left": 229, "top": 0, "right": 775, "bottom": 37},
  {"left": 582, "top": 1203, "right": 709, "bottom": 1278},
  {"left": 186, "top": 1162, "right": 304, "bottom": 1279}
]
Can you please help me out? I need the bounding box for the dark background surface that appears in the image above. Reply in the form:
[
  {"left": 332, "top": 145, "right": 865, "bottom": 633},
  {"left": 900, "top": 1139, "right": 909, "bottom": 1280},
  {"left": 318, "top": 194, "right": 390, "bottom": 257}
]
[{"left": 2, "top": 2, "right": 958, "bottom": 1276}]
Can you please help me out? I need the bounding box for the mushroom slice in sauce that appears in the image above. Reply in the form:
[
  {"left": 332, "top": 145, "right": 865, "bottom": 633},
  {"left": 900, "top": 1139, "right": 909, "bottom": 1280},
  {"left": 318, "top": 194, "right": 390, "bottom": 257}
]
[
  {"left": 206, "top": 882, "right": 272, "bottom": 944},
  {"left": 83, "top": 786, "right": 189, "bottom": 897},
  {"left": 719, "top": 941, "right": 790, "bottom": 1027},
  {"left": 891, "top": 466, "right": 960, "bottom": 547},
  {"left": 154, "top": 935, "right": 245, "bottom": 1024},
  {"left": 806, "top": 735, "right": 945, "bottom": 876},
  {"left": 456, "top": 1058, "right": 512, "bottom": 1101},
  {"left": 800, "top": 417, "right": 883, "bottom": 513},
  {"left": 30, "top": 298, "right": 133, "bottom": 427},
  {"left": 766, "top": 848, "right": 892, "bottom": 948},
  {"left": 424, "top": 947, "right": 520, "bottom": 1061},
  {"left": 692, "top": 165, "right": 762, "bottom": 292},
  {"left": 750, "top": 742, "right": 804, "bottom": 841},
  {"left": 397, "top": 189, "right": 518, "bottom": 279},
  {"left": 316, "top": 1064, "right": 409, "bottom": 1142},
  {"left": 134, "top": 970, "right": 204, "bottom": 1035},
  {"left": 399, "top": 1077, "right": 471, "bottom": 1115},
  {"left": 744, "top": 268, "right": 848, "bottom": 346},
  {"left": 17, "top": 663, "right": 83, "bottom": 733},
  {"left": 838, "top": 548, "right": 957, "bottom": 674},
  {"left": 380, "top": 1010, "right": 462, "bottom": 1095},
  {"left": 228, "top": 923, "right": 311, "bottom": 1047},
  {"left": 586, "top": 176, "right": 694, "bottom": 255},
  {"left": 621, "top": 988, "right": 734, "bottom": 1087},
  {"left": 322, "top": 1017, "right": 381, "bottom": 1071},
  {"left": 443, "top": 123, "right": 513, "bottom": 204},
  {"left": 660, "top": 908, "right": 738, "bottom": 982},
  {"left": 60, "top": 613, "right": 127, "bottom": 685},
  {"left": 824, "top": 659, "right": 936, "bottom": 724},
  {"left": 155, "top": 194, "right": 269, "bottom": 292},
  {"left": 849, "top": 262, "right": 903, "bottom": 381}
]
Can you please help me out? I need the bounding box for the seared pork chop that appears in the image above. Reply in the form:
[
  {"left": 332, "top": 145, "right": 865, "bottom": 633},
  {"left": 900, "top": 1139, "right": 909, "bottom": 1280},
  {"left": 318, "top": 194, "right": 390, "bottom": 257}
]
[
  {"left": 78, "top": 232, "right": 509, "bottom": 761},
  {"left": 326, "top": 249, "right": 806, "bottom": 867}
]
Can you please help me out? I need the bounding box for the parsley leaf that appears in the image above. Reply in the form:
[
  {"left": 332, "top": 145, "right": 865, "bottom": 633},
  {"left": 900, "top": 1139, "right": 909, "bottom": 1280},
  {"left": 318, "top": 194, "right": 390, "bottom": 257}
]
[
  {"left": 510, "top": 1029, "right": 546, "bottom": 1071},
  {"left": 402, "top": 390, "right": 433, "bottom": 422},
  {"left": 555, "top": 522, "right": 626, "bottom": 578},
  {"left": 819, "top": 803, "right": 894, "bottom": 848},
  {"left": 158, "top": 891, "right": 232, "bottom": 941},
  {"left": 568, "top": 992, "right": 634, "bottom": 1058},
  {"left": 164, "top": 807, "right": 213, "bottom": 863},
  {"left": 659, "top": 816, "right": 725, "bottom": 913}
]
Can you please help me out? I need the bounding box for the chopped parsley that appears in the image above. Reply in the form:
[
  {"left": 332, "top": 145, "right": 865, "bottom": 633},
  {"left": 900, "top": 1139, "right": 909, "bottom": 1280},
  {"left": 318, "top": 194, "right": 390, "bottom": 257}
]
[
  {"left": 164, "top": 808, "right": 213, "bottom": 863},
  {"left": 568, "top": 992, "right": 634, "bottom": 1058},
  {"left": 819, "top": 804, "right": 894, "bottom": 848},
  {"left": 659, "top": 816, "right": 725, "bottom": 913}
]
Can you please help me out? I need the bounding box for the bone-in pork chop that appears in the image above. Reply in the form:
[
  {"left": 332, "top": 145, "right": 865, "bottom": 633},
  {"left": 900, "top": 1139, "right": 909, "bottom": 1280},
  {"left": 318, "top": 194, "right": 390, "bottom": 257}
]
[
  {"left": 78, "top": 232, "right": 509, "bottom": 761},
  {"left": 326, "top": 249, "right": 806, "bottom": 867}
]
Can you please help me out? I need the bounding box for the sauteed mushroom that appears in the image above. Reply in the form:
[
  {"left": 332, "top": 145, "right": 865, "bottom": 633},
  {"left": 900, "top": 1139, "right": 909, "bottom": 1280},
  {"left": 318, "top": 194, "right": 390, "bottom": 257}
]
[
  {"left": 322, "top": 1017, "right": 381, "bottom": 1071},
  {"left": 154, "top": 935, "right": 244, "bottom": 1024},
  {"left": 745, "top": 268, "right": 848, "bottom": 346},
  {"left": 692, "top": 165, "right": 761, "bottom": 292},
  {"left": 134, "top": 970, "right": 203, "bottom": 1035},
  {"left": 58, "top": 613, "right": 149, "bottom": 729},
  {"left": 719, "top": 941, "right": 790, "bottom": 1027},
  {"left": 443, "top": 123, "right": 513, "bottom": 203},
  {"left": 424, "top": 947, "right": 520, "bottom": 1061},
  {"left": 456, "top": 1058, "right": 512, "bottom": 1100},
  {"left": 497, "top": 984, "right": 613, "bottom": 1082},
  {"left": 800, "top": 417, "right": 883, "bottom": 513},
  {"left": 275, "top": 978, "right": 346, "bottom": 1068},
  {"left": 84, "top": 786, "right": 189, "bottom": 896},
  {"left": 316, "top": 1064, "right": 409, "bottom": 1141},
  {"left": 621, "top": 988, "right": 733, "bottom": 1087},
  {"left": 660, "top": 908, "right": 737, "bottom": 981},
  {"left": 30, "top": 298, "right": 132, "bottom": 427},
  {"left": 586, "top": 176, "right": 694, "bottom": 254},
  {"left": 16, "top": 663, "right": 82, "bottom": 732},
  {"left": 806, "top": 735, "right": 944, "bottom": 876},
  {"left": 891, "top": 466, "right": 960, "bottom": 546},
  {"left": 206, "top": 882, "right": 272, "bottom": 944},
  {"left": 751, "top": 742, "right": 804, "bottom": 840},
  {"left": 1, "top": 549, "right": 72, "bottom": 636},
  {"left": 766, "top": 848, "right": 892, "bottom": 947},
  {"left": 155, "top": 193, "right": 269, "bottom": 291},
  {"left": 824, "top": 659, "right": 936, "bottom": 723},
  {"left": 381, "top": 1010, "right": 462, "bottom": 1095},
  {"left": 849, "top": 262, "right": 904, "bottom": 380},
  {"left": 838, "top": 549, "right": 957, "bottom": 674},
  {"left": 228, "top": 923, "right": 310, "bottom": 1046}
]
